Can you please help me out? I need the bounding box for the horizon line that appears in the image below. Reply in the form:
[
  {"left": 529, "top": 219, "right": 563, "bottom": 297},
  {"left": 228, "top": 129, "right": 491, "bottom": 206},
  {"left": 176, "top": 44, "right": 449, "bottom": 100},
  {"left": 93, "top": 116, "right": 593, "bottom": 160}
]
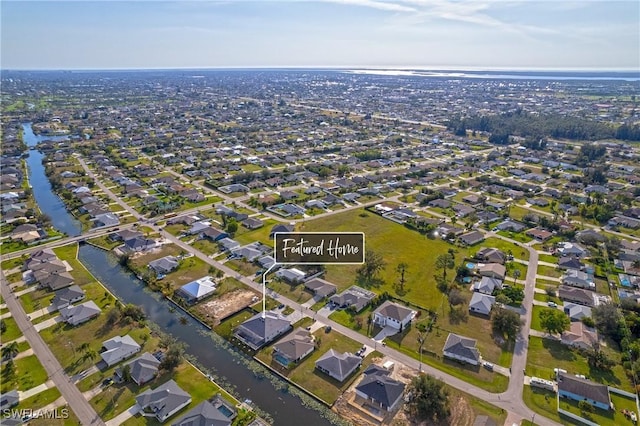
[{"left": 2, "top": 65, "right": 639, "bottom": 73}]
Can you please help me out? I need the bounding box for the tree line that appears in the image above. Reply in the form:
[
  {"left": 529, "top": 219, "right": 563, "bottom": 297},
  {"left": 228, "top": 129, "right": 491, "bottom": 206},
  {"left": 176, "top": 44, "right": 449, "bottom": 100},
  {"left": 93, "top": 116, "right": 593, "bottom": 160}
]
[{"left": 447, "top": 110, "right": 640, "bottom": 142}]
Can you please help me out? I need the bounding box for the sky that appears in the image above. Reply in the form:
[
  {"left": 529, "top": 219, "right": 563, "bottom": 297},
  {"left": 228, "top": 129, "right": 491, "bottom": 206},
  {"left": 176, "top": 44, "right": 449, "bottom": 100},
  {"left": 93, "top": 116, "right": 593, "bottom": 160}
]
[{"left": 1, "top": 0, "right": 639, "bottom": 70}]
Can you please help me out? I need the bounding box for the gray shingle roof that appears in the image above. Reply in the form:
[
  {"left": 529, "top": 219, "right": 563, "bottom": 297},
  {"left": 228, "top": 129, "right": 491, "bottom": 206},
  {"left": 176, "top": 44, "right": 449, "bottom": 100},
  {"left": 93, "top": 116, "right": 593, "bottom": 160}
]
[
  {"left": 355, "top": 370, "right": 405, "bottom": 410},
  {"left": 315, "top": 349, "right": 361, "bottom": 381},
  {"left": 557, "top": 372, "right": 611, "bottom": 407},
  {"left": 171, "top": 400, "right": 231, "bottom": 426},
  {"left": 443, "top": 333, "right": 480, "bottom": 363}
]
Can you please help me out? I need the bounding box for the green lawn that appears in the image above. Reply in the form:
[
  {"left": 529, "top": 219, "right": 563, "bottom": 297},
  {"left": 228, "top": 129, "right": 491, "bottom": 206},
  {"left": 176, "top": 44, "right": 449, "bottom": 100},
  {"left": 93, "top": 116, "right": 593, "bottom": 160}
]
[
  {"left": 526, "top": 337, "right": 633, "bottom": 391},
  {"left": 213, "top": 310, "right": 254, "bottom": 340},
  {"left": 256, "top": 327, "right": 374, "bottom": 404},
  {"left": 1, "top": 316, "right": 22, "bottom": 341},
  {"left": 1, "top": 355, "right": 49, "bottom": 392},
  {"left": 483, "top": 237, "right": 530, "bottom": 261},
  {"left": 299, "top": 208, "right": 469, "bottom": 309},
  {"left": 267, "top": 279, "right": 313, "bottom": 305},
  {"left": 234, "top": 219, "right": 278, "bottom": 246},
  {"left": 40, "top": 311, "right": 152, "bottom": 376},
  {"left": 86, "top": 235, "right": 121, "bottom": 251},
  {"left": 558, "top": 392, "right": 639, "bottom": 426},
  {"left": 19, "top": 289, "right": 53, "bottom": 313},
  {"left": 1, "top": 256, "right": 25, "bottom": 270},
  {"left": 53, "top": 243, "right": 95, "bottom": 285},
  {"left": 14, "top": 388, "right": 62, "bottom": 411},
  {"left": 537, "top": 265, "right": 562, "bottom": 278},
  {"left": 28, "top": 406, "right": 80, "bottom": 426},
  {"left": 497, "top": 230, "right": 533, "bottom": 244},
  {"left": 538, "top": 254, "right": 558, "bottom": 264}
]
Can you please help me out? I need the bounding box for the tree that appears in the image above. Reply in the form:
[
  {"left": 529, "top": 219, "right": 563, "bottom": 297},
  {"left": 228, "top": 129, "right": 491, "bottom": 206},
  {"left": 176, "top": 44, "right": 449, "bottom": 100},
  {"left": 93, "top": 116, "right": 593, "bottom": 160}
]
[
  {"left": 0, "top": 319, "right": 6, "bottom": 334},
  {"left": 435, "top": 253, "right": 455, "bottom": 282},
  {"left": 79, "top": 342, "right": 91, "bottom": 353},
  {"left": 586, "top": 343, "right": 614, "bottom": 370},
  {"left": 539, "top": 308, "right": 570, "bottom": 335},
  {"left": 578, "top": 400, "right": 594, "bottom": 414},
  {"left": 357, "top": 250, "right": 386, "bottom": 284},
  {"left": 159, "top": 343, "right": 184, "bottom": 372},
  {"left": 448, "top": 288, "right": 467, "bottom": 308},
  {"left": 1, "top": 341, "right": 19, "bottom": 360},
  {"left": 491, "top": 306, "right": 522, "bottom": 341},
  {"left": 593, "top": 302, "right": 626, "bottom": 343},
  {"left": 406, "top": 374, "right": 450, "bottom": 422},
  {"left": 4, "top": 359, "right": 15, "bottom": 377},
  {"left": 512, "top": 269, "right": 521, "bottom": 285},
  {"left": 396, "top": 262, "right": 408, "bottom": 292},
  {"left": 121, "top": 364, "right": 132, "bottom": 382},
  {"left": 226, "top": 219, "right": 238, "bottom": 235}
]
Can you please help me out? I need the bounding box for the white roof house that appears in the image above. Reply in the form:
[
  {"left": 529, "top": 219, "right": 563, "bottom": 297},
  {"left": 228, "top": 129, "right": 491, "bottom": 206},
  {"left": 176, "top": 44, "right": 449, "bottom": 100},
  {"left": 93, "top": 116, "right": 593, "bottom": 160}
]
[{"left": 177, "top": 276, "right": 216, "bottom": 303}]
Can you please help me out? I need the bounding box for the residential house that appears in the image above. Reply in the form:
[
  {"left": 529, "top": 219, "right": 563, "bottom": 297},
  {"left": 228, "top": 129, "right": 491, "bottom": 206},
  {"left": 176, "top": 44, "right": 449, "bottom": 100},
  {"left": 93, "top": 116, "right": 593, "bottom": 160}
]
[
  {"left": 93, "top": 213, "right": 120, "bottom": 228},
  {"left": 60, "top": 300, "right": 102, "bottom": 326},
  {"left": 526, "top": 228, "right": 553, "bottom": 242},
  {"left": 51, "top": 285, "right": 85, "bottom": 311},
  {"left": 372, "top": 301, "right": 415, "bottom": 331},
  {"left": 473, "top": 277, "right": 502, "bottom": 295},
  {"left": 459, "top": 231, "right": 485, "bottom": 246},
  {"left": 315, "top": 349, "right": 362, "bottom": 382},
  {"left": 230, "top": 244, "right": 264, "bottom": 262},
  {"left": 199, "top": 227, "right": 229, "bottom": 242},
  {"left": 39, "top": 271, "right": 74, "bottom": 291},
  {"left": 557, "top": 242, "right": 588, "bottom": 258},
  {"left": 269, "top": 224, "right": 295, "bottom": 238},
  {"left": 304, "top": 278, "right": 337, "bottom": 298},
  {"left": 242, "top": 218, "right": 263, "bottom": 230},
  {"left": 122, "top": 236, "right": 156, "bottom": 253},
  {"left": 177, "top": 276, "right": 216, "bottom": 303},
  {"left": 354, "top": 367, "right": 405, "bottom": 412},
  {"left": 558, "top": 257, "right": 584, "bottom": 271},
  {"left": 272, "top": 328, "right": 315, "bottom": 367},
  {"left": 468, "top": 293, "right": 496, "bottom": 316},
  {"left": 135, "top": 379, "right": 192, "bottom": 423},
  {"left": 118, "top": 352, "right": 161, "bottom": 386},
  {"left": 276, "top": 268, "right": 306, "bottom": 284},
  {"left": 558, "top": 285, "right": 595, "bottom": 307},
  {"left": 561, "top": 322, "right": 598, "bottom": 350},
  {"left": 475, "top": 247, "right": 506, "bottom": 264},
  {"left": 496, "top": 220, "right": 526, "bottom": 233},
  {"left": 477, "top": 263, "right": 506, "bottom": 280},
  {"left": 172, "top": 400, "right": 231, "bottom": 426},
  {"left": 101, "top": 334, "right": 141, "bottom": 367},
  {"left": 557, "top": 372, "right": 611, "bottom": 411},
  {"left": 562, "top": 269, "right": 595, "bottom": 290},
  {"left": 329, "top": 286, "right": 376, "bottom": 312},
  {"left": 109, "top": 229, "right": 143, "bottom": 242},
  {"left": 0, "top": 390, "right": 19, "bottom": 410},
  {"left": 563, "top": 303, "right": 593, "bottom": 322},
  {"left": 233, "top": 311, "right": 292, "bottom": 350},
  {"left": 218, "top": 238, "right": 241, "bottom": 252},
  {"left": 148, "top": 256, "right": 179, "bottom": 276},
  {"left": 442, "top": 333, "right": 481, "bottom": 365}
]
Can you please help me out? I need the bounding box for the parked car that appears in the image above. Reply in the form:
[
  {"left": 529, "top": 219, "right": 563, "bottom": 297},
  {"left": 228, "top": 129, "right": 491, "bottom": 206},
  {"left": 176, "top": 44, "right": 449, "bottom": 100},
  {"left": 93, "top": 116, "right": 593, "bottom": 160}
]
[
  {"left": 547, "top": 301, "right": 558, "bottom": 308},
  {"left": 482, "top": 361, "right": 494, "bottom": 371}
]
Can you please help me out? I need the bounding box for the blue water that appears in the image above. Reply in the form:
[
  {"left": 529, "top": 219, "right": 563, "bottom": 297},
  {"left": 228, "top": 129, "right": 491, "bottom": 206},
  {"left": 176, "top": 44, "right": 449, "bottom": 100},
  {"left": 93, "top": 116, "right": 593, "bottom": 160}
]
[
  {"left": 619, "top": 276, "right": 631, "bottom": 287},
  {"left": 22, "top": 123, "right": 81, "bottom": 237},
  {"left": 462, "top": 277, "right": 472, "bottom": 284},
  {"left": 218, "top": 404, "right": 234, "bottom": 418},
  {"left": 466, "top": 262, "right": 476, "bottom": 269}
]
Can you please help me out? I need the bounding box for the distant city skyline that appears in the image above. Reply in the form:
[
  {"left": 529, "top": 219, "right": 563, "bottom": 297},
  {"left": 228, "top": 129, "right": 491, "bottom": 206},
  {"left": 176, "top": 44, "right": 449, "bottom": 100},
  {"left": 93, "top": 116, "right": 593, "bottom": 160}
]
[{"left": 1, "top": 0, "right": 639, "bottom": 70}]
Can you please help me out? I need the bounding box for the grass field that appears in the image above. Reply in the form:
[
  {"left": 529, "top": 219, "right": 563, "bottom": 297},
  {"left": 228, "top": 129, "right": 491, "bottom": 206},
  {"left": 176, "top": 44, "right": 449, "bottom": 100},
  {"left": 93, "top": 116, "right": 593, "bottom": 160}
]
[
  {"left": 299, "top": 208, "right": 470, "bottom": 309},
  {"left": 0, "top": 355, "right": 49, "bottom": 392},
  {"left": 526, "top": 337, "right": 633, "bottom": 391},
  {"left": 53, "top": 243, "right": 95, "bottom": 286},
  {"left": 1, "top": 316, "right": 22, "bottom": 341},
  {"left": 14, "top": 388, "right": 62, "bottom": 412}
]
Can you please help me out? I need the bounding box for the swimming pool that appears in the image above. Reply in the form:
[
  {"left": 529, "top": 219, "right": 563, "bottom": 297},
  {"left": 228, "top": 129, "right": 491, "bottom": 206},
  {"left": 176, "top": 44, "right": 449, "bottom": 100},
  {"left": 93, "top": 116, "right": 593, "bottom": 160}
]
[
  {"left": 217, "top": 405, "right": 234, "bottom": 418},
  {"left": 466, "top": 262, "right": 476, "bottom": 269},
  {"left": 462, "top": 276, "right": 472, "bottom": 283},
  {"left": 619, "top": 276, "right": 632, "bottom": 287}
]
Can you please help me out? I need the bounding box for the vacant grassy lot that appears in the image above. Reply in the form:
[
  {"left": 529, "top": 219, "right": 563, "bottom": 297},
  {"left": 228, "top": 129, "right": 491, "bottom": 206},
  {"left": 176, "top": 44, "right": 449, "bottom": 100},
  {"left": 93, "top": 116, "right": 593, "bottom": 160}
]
[
  {"left": 53, "top": 243, "right": 95, "bottom": 286},
  {"left": 19, "top": 288, "right": 54, "bottom": 313},
  {"left": 267, "top": 279, "right": 313, "bottom": 304},
  {"left": 526, "top": 337, "right": 633, "bottom": 391},
  {"left": 299, "top": 209, "right": 470, "bottom": 309},
  {"left": 1, "top": 316, "right": 21, "bottom": 341},
  {"left": 14, "top": 388, "right": 62, "bottom": 412},
  {"left": 40, "top": 311, "right": 152, "bottom": 376},
  {"left": 0, "top": 355, "right": 48, "bottom": 392},
  {"left": 234, "top": 219, "right": 279, "bottom": 246}
]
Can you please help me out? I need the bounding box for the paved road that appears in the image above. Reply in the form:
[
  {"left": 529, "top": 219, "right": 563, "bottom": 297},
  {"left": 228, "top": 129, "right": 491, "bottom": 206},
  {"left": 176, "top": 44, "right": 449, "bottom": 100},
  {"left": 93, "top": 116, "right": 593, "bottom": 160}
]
[
  {"left": 0, "top": 271, "right": 105, "bottom": 426},
  {"left": 75, "top": 153, "right": 559, "bottom": 424}
]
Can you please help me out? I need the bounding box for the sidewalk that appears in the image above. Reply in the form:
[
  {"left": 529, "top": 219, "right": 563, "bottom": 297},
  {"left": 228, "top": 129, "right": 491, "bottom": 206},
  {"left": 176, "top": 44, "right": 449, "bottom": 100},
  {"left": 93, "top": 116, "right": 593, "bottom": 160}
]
[
  {"left": 18, "top": 379, "right": 55, "bottom": 400},
  {"left": 82, "top": 384, "right": 104, "bottom": 400},
  {"left": 105, "top": 404, "right": 140, "bottom": 426}
]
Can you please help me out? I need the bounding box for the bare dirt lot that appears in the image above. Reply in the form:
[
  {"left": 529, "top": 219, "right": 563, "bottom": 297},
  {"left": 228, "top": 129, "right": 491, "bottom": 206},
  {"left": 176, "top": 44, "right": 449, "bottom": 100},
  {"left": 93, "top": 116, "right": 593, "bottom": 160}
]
[{"left": 196, "top": 289, "right": 258, "bottom": 325}]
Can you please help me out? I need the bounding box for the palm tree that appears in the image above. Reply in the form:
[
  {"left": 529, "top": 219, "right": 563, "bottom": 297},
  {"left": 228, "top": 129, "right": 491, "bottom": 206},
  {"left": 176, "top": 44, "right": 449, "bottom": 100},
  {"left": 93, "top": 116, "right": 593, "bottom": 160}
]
[
  {"left": 2, "top": 341, "right": 19, "bottom": 360},
  {"left": 513, "top": 269, "right": 521, "bottom": 285},
  {"left": 396, "top": 262, "right": 408, "bottom": 292},
  {"left": 79, "top": 342, "right": 90, "bottom": 353}
]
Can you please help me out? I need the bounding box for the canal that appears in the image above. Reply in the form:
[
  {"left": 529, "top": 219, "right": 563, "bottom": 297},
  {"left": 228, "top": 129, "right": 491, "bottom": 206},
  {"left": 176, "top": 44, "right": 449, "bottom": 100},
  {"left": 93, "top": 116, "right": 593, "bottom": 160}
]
[{"left": 22, "top": 123, "right": 333, "bottom": 426}]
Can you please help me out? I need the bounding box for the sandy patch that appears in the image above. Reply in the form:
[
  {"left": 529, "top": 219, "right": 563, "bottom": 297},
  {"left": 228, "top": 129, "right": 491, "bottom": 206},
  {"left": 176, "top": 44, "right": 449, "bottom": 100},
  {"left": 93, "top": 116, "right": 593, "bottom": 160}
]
[{"left": 196, "top": 289, "right": 259, "bottom": 324}]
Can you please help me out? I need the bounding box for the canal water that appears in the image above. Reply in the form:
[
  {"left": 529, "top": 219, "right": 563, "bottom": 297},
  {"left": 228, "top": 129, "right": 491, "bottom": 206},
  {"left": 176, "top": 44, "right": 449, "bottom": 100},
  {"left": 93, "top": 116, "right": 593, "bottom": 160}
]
[
  {"left": 21, "top": 123, "right": 333, "bottom": 426},
  {"left": 23, "top": 124, "right": 82, "bottom": 237}
]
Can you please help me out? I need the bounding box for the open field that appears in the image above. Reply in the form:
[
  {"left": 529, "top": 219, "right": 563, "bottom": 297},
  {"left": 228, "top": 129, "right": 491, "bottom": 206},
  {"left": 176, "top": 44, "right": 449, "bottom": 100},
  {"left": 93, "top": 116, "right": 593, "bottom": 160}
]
[
  {"left": 525, "top": 337, "right": 633, "bottom": 391},
  {"left": 299, "top": 208, "right": 470, "bottom": 309}
]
